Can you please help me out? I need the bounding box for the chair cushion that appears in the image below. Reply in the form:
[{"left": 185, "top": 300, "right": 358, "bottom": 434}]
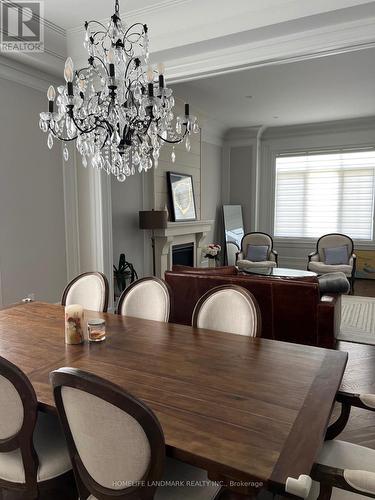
[
  {"left": 87, "top": 458, "right": 221, "bottom": 500},
  {"left": 308, "top": 440, "right": 375, "bottom": 499},
  {"left": 237, "top": 260, "right": 277, "bottom": 269},
  {"left": 0, "top": 412, "right": 71, "bottom": 484},
  {"left": 246, "top": 245, "right": 269, "bottom": 262},
  {"left": 324, "top": 245, "right": 349, "bottom": 265},
  {"left": 308, "top": 261, "right": 352, "bottom": 277}
]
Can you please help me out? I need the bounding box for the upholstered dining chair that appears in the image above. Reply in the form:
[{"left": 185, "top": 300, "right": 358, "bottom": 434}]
[
  {"left": 0, "top": 356, "right": 75, "bottom": 500},
  {"left": 307, "top": 233, "right": 356, "bottom": 293},
  {"left": 236, "top": 232, "right": 278, "bottom": 270},
  {"left": 192, "top": 284, "right": 261, "bottom": 337},
  {"left": 62, "top": 272, "right": 109, "bottom": 312},
  {"left": 117, "top": 277, "right": 171, "bottom": 322},
  {"left": 307, "top": 392, "right": 375, "bottom": 499},
  {"left": 226, "top": 241, "right": 240, "bottom": 266},
  {"left": 50, "top": 367, "right": 222, "bottom": 500}
]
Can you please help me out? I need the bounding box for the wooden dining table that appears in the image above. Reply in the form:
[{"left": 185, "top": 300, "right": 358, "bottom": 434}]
[{"left": 0, "top": 301, "right": 348, "bottom": 497}]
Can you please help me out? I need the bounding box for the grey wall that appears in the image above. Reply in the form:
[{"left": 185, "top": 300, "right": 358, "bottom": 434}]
[
  {"left": 229, "top": 146, "right": 253, "bottom": 232},
  {"left": 0, "top": 77, "right": 67, "bottom": 304},
  {"left": 201, "top": 141, "right": 222, "bottom": 245},
  {"left": 111, "top": 173, "right": 146, "bottom": 279}
]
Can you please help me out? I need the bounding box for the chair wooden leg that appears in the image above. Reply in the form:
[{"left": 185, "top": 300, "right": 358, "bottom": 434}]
[{"left": 317, "top": 483, "right": 333, "bottom": 500}]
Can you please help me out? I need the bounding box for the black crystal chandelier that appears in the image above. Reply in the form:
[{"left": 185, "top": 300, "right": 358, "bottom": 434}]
[{"left": 39, "top": 0, "right": 199, "bottom": 182}]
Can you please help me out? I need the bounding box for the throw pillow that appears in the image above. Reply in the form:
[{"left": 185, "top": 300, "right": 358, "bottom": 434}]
[
  {"left": 246, "top": 244, "right": 269, "bottom": 262},
  {"left": 324, "top": 245, "right": 349, "bottom": 265}
]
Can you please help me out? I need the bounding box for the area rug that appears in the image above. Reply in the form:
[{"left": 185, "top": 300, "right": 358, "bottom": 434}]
[{"left": 339, "top": 295, "right": 375, "bottom": 345}]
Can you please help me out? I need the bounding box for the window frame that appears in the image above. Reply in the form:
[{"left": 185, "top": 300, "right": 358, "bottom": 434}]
[{"left": 271, "top": 146, "right": 375, "bottom": 245}]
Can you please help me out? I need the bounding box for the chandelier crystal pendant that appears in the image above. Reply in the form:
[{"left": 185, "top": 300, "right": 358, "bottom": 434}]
[{"left": 39, "top": 0, "right": 199, "bottom": 182}]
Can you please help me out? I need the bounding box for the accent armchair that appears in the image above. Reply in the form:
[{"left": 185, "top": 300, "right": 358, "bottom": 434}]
[
  {"left": 236, "top": 232, "right": 278, "bottom": 270},
  {"left": 307, "top": 234, "right": 356, "bottom": 293}
]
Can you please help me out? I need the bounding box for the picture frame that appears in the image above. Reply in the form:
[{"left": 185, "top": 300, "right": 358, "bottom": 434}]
[
  {"left": 167, "top": 172, "right": 197, "bottom": 222},
  {"left": 355, "top": 250, "right": 375, "bottom": 280}
]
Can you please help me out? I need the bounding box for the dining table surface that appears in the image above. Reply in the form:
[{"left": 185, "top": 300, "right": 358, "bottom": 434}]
[{"left": 0, "top": 301, "right": 348, "bottom": 496}]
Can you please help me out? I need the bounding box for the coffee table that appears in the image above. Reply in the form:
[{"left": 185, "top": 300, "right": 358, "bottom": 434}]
[{"left": 240, "top": 266, "right": 317, "bottom": 278}]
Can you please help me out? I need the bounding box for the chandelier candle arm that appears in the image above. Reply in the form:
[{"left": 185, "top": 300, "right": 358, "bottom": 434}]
[{"left": 38, "top": 0, "right": 199, "bottom": 182}]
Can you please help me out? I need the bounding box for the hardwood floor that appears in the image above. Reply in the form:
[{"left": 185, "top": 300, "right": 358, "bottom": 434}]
[
  {"left": 354, "top": 278, "right": 375, "bottom": 298},
  {"left": 336, "top": 340, "right": 375, "bottom": 449},
  {"left": 335, "top": 278, "right": 375, "bottom": 449}
]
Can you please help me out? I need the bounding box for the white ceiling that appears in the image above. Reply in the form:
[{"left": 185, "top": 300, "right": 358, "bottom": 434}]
[
  {"left": 2, "top": 0, "right": 375, "bottom": 115},
  {"left": 172, "top": 47, "right": 375, "bottom": 129},
  {"left": 44, "top": 0, "right": 374, "bottom": 32}
]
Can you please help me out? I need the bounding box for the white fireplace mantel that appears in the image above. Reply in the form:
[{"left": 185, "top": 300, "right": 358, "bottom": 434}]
[{"left": 153, "top": 220, "right": 214, "bottom": 278}]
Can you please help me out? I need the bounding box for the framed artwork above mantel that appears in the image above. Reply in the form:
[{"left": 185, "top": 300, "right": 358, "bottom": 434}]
[{"left": 167, "top": 172, "right": 197, "bottom": 222}]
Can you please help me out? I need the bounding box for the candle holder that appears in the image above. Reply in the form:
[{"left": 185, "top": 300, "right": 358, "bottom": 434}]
[{"left": 65, "top": 304, "right": 84, "bottom": 345}]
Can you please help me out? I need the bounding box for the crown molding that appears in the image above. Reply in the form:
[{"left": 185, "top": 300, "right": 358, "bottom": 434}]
[
  {"left": 262, "top": 116, "right": 375, "bottom": 140},
  {"left": 165, "top": 16, "right": 375, "bottom": 83},
  {"left": 224, "top": 126, "right": 264, "bottom": 142},
  {"left": 0, "top": 54, "right": 61, "bottom": 92}
]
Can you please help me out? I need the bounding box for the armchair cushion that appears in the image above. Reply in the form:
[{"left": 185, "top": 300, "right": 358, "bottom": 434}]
[
  {"left": 324, "top": 245, "right": 349, "bottom": 265},
  {"left": 308, "top": 261, "right": 353, "bottom": 277},
  {"left": 246, "top": 244, "right": 269, "bottom": 262}
]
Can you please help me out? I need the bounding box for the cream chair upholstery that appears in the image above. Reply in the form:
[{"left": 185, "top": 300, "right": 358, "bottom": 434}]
[
  {"left": 309, "top": 441, "right": 375, "bottom": 499},
  {"left": 117, "top": 277, "right": 171, "bottom": 322},
  {"left": 226, "top": 241, "right": 240, "bottom": 266},
  {"left": 0, "top": 356, "right": 74, "bottom": 498},
  {"left": 236, "top": 232, "right": 278, "bottom": 270},
  {"left": 307, "top": 234, "right": 356, "bottom": 293},
  {"left": 192, "top": 285, "right": 261, "bottom": 337},
  {"left": 51, "top": 368, "right": 222, "bottom": 500},
  {"left": 62, "top": 272, "right": 109, "bottom": 312},
  {"left": 308, "top": 392, "right": 375, "bottom": 499}
]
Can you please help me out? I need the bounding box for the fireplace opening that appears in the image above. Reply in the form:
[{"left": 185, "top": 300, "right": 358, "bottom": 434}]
[{"left": 172, "top": 243, "right": 194, "bottom": 267}]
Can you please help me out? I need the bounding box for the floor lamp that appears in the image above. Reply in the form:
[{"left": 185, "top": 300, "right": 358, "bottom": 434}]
[{"left": 139, "top": 210, "right": 168, "bottom": 276}]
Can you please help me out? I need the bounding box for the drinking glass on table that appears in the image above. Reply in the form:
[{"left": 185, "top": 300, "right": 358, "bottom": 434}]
[{"left": 87, "top": 318, "right": 106, "bottom": 342}]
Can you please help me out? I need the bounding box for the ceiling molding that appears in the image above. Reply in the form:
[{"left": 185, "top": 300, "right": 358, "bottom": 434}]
[
  {"left": 165, "top": 16, "right": 375, "bottom": 83},
  {"left": 0, "top": 54, "right": 61, "bottom": 92},
  {"left": 224, "top": 126, "right": 264, "bottom": 142},
  {"left": 261, "top": 116, "right": 375, "bottom": 140}
]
